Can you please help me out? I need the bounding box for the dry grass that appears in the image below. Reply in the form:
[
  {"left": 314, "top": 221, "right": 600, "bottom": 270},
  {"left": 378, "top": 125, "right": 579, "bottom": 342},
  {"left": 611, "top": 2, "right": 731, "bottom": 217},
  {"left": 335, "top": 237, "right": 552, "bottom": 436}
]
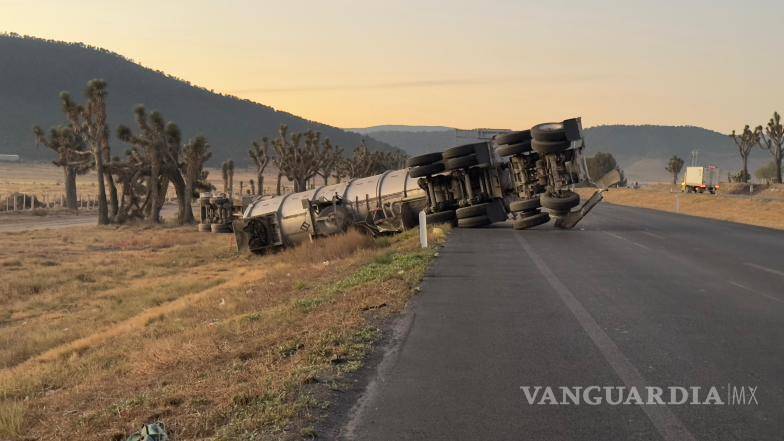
[
  {"left": 0, "top": 223, "right": 448, "bottom": 440},
  {"left": 577, "top": 184, "right": 784, "bottom": 230},
  {"left": 1, "top": 162, "right": 329, "bottom": 206}
]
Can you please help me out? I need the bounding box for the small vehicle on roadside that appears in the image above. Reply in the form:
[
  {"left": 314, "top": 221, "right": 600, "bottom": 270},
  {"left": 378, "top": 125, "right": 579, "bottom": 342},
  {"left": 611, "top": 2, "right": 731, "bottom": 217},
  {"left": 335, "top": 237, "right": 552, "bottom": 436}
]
[{"left": 681, "top": 165, "right": 720, "bottom": 194}]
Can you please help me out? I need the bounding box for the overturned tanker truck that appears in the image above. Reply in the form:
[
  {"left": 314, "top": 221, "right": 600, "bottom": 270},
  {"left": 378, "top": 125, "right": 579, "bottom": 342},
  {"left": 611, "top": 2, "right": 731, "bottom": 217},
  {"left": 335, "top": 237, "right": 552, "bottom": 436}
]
[{"left": 230, "top": 118, "right": 615, "bottom": 253}]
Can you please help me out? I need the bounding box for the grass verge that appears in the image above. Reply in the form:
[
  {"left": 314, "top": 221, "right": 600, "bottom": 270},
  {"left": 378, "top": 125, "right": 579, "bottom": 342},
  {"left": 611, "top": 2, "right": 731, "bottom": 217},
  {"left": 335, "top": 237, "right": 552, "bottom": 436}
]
[
  {"left": 0, "top": 224, "right": 448, "bottom": 440},
  {"left": 577, "top": 187, "right": 784, "bottom": 230}
]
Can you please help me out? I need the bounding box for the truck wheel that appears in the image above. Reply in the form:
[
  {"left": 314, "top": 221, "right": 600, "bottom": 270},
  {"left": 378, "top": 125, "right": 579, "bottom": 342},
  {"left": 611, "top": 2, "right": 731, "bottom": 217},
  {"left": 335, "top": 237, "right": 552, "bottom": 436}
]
[
  {"left": 495, "top": 141, "right": 532, "bottom": 157},
  {"left": 456, "top": 203, "right": 489, "bottom": 219},
  {"left": 532, "top": 139, "right": 570, "bottom": 155},
  {"left": 211, "top": 223, "right": 232, "bottom": 233},
  {"left": 409, "top": 162, "right": 445, "bottom": 178},
  {"left": 457, "top": 215, "right": 491, "bottom": 228},
  {"left": 443, "top": 143, "right": 483, "bottom": 159},
  {"left": 445, "top": 154, "right": 480, "bottom": 170},
  {"left": 406, "top": 152, "right": 443, "bottom": 167},
  {"left": 495, "top": 130, "right": 532, "bottom": 145},
  {"left": 531, "top": 122, "right": 568, "bottom": 142},
  {"left": 541, "top": 191, "right": 580, "bottom": 211},
  {"left": 513, "top": 212, "right": 550, "bottom": 230},
  {"left": 425, "top": 210, "right": 456, "bottom": 225},
  {"left": 509, "top": 198, "right": 540, "bottom": 213},
  {"left": 197, "top": 223, "right": 211, "bottom": 232}
]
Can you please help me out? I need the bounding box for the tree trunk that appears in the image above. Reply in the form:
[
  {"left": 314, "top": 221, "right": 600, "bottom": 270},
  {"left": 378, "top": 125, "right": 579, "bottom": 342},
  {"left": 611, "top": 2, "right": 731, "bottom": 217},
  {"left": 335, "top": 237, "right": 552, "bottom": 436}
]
[
  {"left": 257, "top": 172, "right": 264, "bottom": 195},
  {"left": 149, "top": 149, "right": 162, "bottom": 224},
  {"left": 101, "top": 136, "right": 119, "bottom": 220},
  {"left": 276, "top": 172, "right": 282, "bottom": 195},
  {"left": 106, "top": 170, "right": 119, "bottom": 220},
  {"left": 170, "top": 171, "right": 194, "bottom": 224},
  {"left": 64, "top": 166, "right": 78, "bottom": 210},
  {"left": 742, "top": 155, "right": 750, "bottom": 183},
  {"left": 94, "top": 147, "right": 109, "bottom": 225},
  {"left": 775, "top": 152, "right": 782, "bottom": 184},
  {"left": 672, "top": 173, "right": 677, "bottom": 185}
]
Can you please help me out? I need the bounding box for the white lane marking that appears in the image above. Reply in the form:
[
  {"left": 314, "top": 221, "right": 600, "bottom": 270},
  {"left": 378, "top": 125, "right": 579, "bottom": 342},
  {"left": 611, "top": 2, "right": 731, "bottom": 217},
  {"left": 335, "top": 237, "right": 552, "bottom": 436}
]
[
  {"left": 604, "top": 232, "right": 651, "bottom": 250},
  {"left": 729, "top": 281, "right": 784, "bottom": 305},
  {"left": 744, "top": 262, "right": 784, "bottom": 278},
  {"left": 641, "top": 231, "right": 665, "bottom": 240},
  {"left": 515, "top": 235, "right": 696, "bottom": 441}
]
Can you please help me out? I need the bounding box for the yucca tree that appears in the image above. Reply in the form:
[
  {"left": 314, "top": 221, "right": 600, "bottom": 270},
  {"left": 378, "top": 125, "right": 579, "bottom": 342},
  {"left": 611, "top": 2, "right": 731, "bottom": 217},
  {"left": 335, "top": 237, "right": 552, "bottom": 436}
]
[
  {"left": 758, "top": 112, "right": 783, "bottom": 184},
  {"left": 183, "top": 136, "right": 211, "bottom": 222},
  {"left": 117, "top": 106, "right": 170, "bottom": 224},
  {"left": 249, "top": 138, "right": 271, "bottom": 195},
  {"left": 58, "top": 80, "right": 116, "bottom": 224},
  {"left": 33, "top": 125, "right": 93, "bottom": 209},
  {"left": 729, "top": 125, "right": 760, "bottom": 183},
  {"left": 221, "top": 160, "right": 235, "bottom": 195},
  {"left": 272, "top": 125, "right": 322, "bottom": 192},
  {"left": 316, "top": 139, "right": 343, "bottom": 185},
  {"left": 340, "top": 141, "right": 400, "bottom": 179},
  {"left": 665, "top": 155, "right": 685, "bottom": 185}
]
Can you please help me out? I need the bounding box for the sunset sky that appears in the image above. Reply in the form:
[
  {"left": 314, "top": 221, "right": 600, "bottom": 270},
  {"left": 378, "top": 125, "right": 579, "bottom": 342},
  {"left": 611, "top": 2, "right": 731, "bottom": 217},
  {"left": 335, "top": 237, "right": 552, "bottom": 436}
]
[{"left": 2, "top": 0, "right": 782, "bottom": 132}]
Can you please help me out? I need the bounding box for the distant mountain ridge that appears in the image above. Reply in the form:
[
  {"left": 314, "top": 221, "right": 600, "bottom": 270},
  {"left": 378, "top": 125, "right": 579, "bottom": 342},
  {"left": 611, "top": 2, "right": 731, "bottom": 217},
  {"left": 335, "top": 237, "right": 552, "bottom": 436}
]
[
  {"left": 0, "top": 34, "right": 398, "bottom": 165},
  {"left": 347, "top": 125, "right": 453, "bottom": 134},
  {"left": 349, "top": 124, "right": 770, "bottom": 182}
]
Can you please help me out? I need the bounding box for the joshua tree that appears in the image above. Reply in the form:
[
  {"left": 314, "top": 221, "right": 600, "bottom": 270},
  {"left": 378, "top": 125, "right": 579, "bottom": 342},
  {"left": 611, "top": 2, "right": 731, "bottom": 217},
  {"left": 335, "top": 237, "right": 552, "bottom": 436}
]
[
  {"left": 272, "top": 126, "right": 322, "bottom": 192},
  {"left": 249, "top": 137, "right": 271, "bottom": 195},
  {"left": 758, "top": 112, "right": 784, "bottom": 184},
  {"left": 221, "top": 160, "right": 235, "bottom": 195},
  {"left": 338, "top": 142, "right": 401, "bottom": 179},
  {"left": 183, "top": 136, "right": 211, "bottom": 222},
  {"left": 59, "top": 80, "right": 116, "bottom": 224},
  {"left": 316, "top": 139, "right": 343, "bottom": 185},
  {"left": 729, "top": 125, "right": 760, "bottom": 183},
  {"left": 33, "top": 125, "right": 93, "bottom": 210},
  {"left": 665, "top": 155, "right": 685, "bottom": 185},
  {"left": 116, "top": 106, "right": 209, "bottom": 224},
  {"left": 117, "top": 106, "right": 174, "bottom": 224}
]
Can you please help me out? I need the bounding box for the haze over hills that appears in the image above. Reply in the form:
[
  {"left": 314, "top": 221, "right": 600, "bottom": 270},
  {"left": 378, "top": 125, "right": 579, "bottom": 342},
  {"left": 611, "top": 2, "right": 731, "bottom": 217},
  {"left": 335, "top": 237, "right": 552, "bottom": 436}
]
[
  {"left": 351, "top": 124, "right": 770, "bottom": 183},
  {"left": 0, "top": 34, "right": 398, "bottom": 166},
  {"left": 347, "top": 125, "right": 453, "bottom": 134}
]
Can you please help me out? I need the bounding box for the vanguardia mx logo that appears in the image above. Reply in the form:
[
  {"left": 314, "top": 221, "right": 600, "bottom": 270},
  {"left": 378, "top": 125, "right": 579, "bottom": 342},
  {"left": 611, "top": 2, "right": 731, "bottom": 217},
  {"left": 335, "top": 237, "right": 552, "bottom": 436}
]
[{"left": 519, "top": 385, "right": 759, "bottom": 406}]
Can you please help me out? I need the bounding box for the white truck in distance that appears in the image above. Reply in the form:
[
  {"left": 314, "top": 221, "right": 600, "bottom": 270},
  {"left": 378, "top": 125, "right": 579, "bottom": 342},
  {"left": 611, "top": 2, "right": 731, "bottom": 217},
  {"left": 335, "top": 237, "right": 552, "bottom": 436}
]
[{"left": 682, "top": 165, "right": 720, "bottom": 194}]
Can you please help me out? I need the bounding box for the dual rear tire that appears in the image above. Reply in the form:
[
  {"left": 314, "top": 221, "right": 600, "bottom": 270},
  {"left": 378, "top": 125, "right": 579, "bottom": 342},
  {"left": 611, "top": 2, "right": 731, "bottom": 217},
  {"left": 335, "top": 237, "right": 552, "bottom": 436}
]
[
  {"left": 456, "top": 202, "right": 492, "bottom": 228},
  {"left": 210, "top": 223, "right": 232, "bottom": 233}
]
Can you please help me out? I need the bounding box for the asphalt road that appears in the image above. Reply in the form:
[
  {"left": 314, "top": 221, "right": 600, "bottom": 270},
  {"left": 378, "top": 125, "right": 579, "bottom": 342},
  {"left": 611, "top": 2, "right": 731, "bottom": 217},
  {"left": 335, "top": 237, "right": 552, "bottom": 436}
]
[{"left": 342, "top": 203, "right": 784, "bottom": 441}]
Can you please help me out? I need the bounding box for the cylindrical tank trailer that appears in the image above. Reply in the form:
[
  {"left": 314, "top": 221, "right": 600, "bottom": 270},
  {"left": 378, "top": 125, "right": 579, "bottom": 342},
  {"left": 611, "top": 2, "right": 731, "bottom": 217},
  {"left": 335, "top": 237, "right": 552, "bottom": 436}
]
[{"left": 211, "top": 117, "right": 609, "bottom": 253}]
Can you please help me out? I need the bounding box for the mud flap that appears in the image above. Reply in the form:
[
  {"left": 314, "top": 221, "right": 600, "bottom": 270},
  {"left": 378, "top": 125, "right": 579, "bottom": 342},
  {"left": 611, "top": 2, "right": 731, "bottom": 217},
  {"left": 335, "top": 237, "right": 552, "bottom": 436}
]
[
  {"left": 553, "top": 190, "right": 604, "bottom": 229},
  {"left": 233, "top": 219, "right": 250, "bottom": 253}
]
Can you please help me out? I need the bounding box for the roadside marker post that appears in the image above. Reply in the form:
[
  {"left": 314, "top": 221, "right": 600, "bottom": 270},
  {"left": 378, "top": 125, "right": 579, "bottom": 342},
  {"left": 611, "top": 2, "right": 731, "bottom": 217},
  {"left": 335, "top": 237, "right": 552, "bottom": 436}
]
[{"left": 419, "top": 210, "right": 428, "bottom": 248}]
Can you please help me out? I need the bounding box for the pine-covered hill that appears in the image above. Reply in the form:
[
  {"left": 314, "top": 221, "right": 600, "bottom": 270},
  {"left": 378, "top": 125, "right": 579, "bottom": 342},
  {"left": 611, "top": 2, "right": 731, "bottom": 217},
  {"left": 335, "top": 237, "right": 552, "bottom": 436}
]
[{"left": 0, "top": 34, "right": 398, "bottom": 165}]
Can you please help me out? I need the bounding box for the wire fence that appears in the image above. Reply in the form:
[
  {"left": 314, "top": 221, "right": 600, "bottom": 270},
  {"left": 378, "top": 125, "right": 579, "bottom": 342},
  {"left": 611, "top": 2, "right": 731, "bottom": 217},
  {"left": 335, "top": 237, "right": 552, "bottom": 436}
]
[{"left": 0, "top": 191, "right": 178, "bottom": 213}]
